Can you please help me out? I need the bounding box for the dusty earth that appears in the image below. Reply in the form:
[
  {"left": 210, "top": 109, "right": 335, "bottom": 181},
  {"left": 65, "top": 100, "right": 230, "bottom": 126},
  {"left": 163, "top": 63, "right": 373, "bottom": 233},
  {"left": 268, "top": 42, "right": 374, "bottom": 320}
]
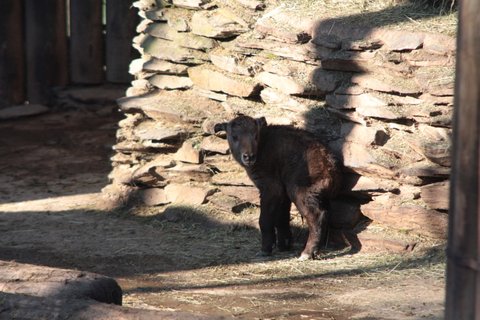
[{"left": 0, "top": 107, "right": 446, "bottom": 319}]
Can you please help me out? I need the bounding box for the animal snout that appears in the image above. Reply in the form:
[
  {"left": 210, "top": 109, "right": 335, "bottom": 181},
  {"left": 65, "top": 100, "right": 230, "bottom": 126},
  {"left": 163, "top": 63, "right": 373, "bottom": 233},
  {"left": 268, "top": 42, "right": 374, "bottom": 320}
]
[{"left": 241, "top": 153, "right": 256, "bottom": 166}]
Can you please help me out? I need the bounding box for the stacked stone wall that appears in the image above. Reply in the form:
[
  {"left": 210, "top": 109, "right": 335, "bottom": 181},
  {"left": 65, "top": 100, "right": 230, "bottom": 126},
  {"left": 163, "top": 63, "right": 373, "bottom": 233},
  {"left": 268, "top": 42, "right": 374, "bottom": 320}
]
[{"left": 110, "top": 0, "right": 455, "bottom": 245}]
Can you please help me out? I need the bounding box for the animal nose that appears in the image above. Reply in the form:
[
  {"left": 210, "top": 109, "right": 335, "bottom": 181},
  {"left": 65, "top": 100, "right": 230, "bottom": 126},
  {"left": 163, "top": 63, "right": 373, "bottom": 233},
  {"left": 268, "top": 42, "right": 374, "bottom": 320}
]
[{"left": 242, "top": 153, "right": 255, "bottom": 163}]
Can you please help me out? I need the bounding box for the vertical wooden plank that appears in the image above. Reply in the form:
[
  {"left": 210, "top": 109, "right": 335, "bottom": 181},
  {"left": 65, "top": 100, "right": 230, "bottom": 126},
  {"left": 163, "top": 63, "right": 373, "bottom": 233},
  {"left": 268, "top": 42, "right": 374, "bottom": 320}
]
[
  {"left": 445, "top": 0, "right": 480, "bottom": 319},
  {"left": 54, "top": 0, "right": 68, "bottom": 87},
  {"left": 106, "top": 0, "right": 139, "bottom": 83},
  {"left": 70, "top": 0, "right": 104, "bottom": 84},
  {"left": 0, "top": 0, "right": 25, "bottom": 105},
  {"left": 25, "top": 0, "right": 68, "bottom": 104}
]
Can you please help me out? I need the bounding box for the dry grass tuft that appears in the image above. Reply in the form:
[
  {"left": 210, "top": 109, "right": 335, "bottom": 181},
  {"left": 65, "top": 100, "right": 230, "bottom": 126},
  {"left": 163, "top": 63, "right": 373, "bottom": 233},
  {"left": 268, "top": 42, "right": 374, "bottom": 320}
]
[
  {"left": 123, "top": 202, "right": 445, "bottom": 279},
  {"left": 279, "top": 0, "right": 457, "bottom": 36}
]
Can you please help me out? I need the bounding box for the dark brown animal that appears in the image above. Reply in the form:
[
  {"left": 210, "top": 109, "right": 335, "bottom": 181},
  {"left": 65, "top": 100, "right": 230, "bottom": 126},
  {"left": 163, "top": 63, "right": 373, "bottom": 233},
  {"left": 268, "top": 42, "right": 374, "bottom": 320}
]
[{"left": 214, "top": 115, "right": 340, "bottom": 260}]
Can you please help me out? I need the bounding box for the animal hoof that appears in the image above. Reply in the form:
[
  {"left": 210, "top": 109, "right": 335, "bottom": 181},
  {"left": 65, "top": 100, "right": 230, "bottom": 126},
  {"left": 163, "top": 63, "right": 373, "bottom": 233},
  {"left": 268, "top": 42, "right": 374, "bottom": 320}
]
[
  {"left": 348, "top": 246, "right": 361, "bottom": 254},
  {"left": 298, "top": 252, "right": 313, "bottom": 261}
]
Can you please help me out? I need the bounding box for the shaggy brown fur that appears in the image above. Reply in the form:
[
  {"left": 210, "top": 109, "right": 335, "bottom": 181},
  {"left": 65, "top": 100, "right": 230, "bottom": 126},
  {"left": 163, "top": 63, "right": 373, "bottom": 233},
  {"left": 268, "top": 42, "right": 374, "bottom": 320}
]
[{"left": 215, "top": 115, "right": 340, "bottom": 259}]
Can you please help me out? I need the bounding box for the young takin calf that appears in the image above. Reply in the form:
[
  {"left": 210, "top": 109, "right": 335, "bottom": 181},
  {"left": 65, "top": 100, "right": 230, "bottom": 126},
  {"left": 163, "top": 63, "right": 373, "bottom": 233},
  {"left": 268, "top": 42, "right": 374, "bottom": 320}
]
[{"left": 214, "top": 115, "right": 340, "bottom": 260}]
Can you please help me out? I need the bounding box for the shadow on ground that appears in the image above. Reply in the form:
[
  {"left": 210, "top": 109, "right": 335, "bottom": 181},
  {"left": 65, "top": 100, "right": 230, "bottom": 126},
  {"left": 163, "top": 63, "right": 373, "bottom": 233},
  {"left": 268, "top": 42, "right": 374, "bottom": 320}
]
[{"left": 0, "top": 202, "right": 444, "bottom": 280}]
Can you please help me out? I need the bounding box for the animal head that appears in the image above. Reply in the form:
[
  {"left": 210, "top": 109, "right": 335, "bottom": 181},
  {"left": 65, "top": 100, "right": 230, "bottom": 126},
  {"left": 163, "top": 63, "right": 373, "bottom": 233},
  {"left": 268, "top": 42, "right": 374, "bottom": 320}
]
[{"left": 214, "top": 115, "right": 267, "bottom": 168}]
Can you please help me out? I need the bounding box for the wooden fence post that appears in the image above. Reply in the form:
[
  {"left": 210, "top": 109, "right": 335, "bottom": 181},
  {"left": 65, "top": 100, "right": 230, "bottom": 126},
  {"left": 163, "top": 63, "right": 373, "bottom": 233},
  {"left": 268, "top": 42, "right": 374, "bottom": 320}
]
[
  {"left": 25, "top": 0, "right": 68, "bottom": 104},
  {"left": 70, "top": 0, "right": 104, "bottom": 84},
  {"left": 106, "top": 0, "right": 138, "bottom": 83},
  {"left": 0, "top": 0, "right": 25, "bottom": 105},
  {"left": 445, "top": 0, "right": 480, "bottom": 318}
]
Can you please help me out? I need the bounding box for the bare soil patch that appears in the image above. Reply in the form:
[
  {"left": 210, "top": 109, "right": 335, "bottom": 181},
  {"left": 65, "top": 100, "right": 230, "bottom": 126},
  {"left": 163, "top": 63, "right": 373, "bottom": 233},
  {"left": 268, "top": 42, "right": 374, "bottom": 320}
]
[{"left": 0, "top": 109, "right": 446, "bottom": 319}]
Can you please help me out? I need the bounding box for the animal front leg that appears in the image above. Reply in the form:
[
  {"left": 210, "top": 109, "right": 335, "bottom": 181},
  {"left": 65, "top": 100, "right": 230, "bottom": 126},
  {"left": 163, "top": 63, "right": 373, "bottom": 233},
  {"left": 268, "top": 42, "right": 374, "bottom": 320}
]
[
  {"left": 275, "top": 198, "right": 292, "bottom": 252},
  {"left": 258, "top": 208, "right": 275, "bottom": 256},
  {"left": 257, "top": 195, "right": 277, "bottom": 256}
]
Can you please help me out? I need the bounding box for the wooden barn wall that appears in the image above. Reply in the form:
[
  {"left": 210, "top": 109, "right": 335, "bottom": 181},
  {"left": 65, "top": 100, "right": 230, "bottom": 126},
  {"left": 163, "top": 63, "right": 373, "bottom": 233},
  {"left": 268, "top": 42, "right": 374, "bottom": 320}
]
[
  {"left": 0, "top": 0, "right": 25, "bottom": 105},
  {"left": 0, "top": 0, "right": 138, "bottom": 106}
]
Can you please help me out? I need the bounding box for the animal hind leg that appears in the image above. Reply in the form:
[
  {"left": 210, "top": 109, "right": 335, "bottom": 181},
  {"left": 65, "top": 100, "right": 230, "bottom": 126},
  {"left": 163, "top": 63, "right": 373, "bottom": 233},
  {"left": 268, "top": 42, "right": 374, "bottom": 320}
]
[{"left": 294, "top": 193, "right": 328, "bottom": 260}]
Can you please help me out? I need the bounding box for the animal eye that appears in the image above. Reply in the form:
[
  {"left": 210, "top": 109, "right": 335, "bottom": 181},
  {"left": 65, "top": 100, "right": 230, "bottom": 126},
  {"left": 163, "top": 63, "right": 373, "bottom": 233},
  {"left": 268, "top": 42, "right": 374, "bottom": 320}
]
[{"left": 232, "top": 135, "right": 238, "bottom": 142}]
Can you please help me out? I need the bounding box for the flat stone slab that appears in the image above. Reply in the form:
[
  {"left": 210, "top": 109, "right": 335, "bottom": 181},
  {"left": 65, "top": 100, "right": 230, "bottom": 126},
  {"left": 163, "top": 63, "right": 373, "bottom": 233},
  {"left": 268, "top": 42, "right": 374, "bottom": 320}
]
[
  {"left": 174, "top": 140, "right": 204, "bottom": 164},
  {"left": 164, "top": 163, "right": 215, "bottom": 183},
  {"left": 165, "top": 183, "right": 215, "bottom": 205},
  {"left": 143, "top": 59, "right": 190, "bottom": 75},
  {"left": 188, "top": 65, "right": 261, "bottom": 97},
  {"left": 141, "top": 36, "right": 209, "bottom": 63},
  {"left": 0, "top": 261, "right": 122, "bottom": 304},
  {"left": 256, "top": 60, "right": 340, "bottom": 96},
  {"left": 373, "top": 29, "right": 424, "bottom": 51},
  {"left": 235, "top": 0, "right": 266, "bottom": 10},
  {"left": 397, "top": 160, "right": 450, "bottom": 178},
  {"left": 356, "top": 103, "right": 401, "bottom": 120},
  {"left": 140, "top": 188, "right": 169, "bottom": 206},
  {"left": 132, "top": 0, "right": 158, "bottom": 12},
  {"left": 403, "top": 50, "right": 454, "bottom": 67},
  {"left": 321, "top": 51, "right": 376, "bottom": 73},
  {"left": 352, "top": 72, "right": 422, "bottom": 95},
  {"left": 149, "top": 74, "right": 193, "bottom": 90},
  {"left": 0, "top": 104, "right": 49, "bottom": 120},
  {"left": 341, "top": 122, "right": 389, "bottom": 146},
  {"left": 209, "top": 47, "right": 257, "bottom": 76},
  {"left": 145, "top": 22, "right": 217, "bottom": 50},
  {"left": 420, "top": 181, "right": 449, "bottom": 211},
  {"left": 134, "top": 155, "right": 175, "bottom": 175},
  {"left": 134, "top": 120, "right": 187, "bottom": 142},
  {"left": 329, "top": 140, "right": 396, "bottom": 179},
  {"left": 415, "top": 66, "right": 454, "bottom": 96},
  {"left": 361, "top": 193, "right": 447, "bottom": 239},
  {"left": 256, "top": 72, "right": 305, "bottom": 95},
  {"left": 191, "top": 9, "right": 249, "bottom": 39},
  {"left": 219, "top": 185, "right": 260, "bottom": 205},
  {"left": 235, "top": 36, "right": 315, "bottom": 63},
  {"left": 326, "top": 93, "right": 387, "bottom": 110},
  {"left": 255, "top": 9, "right": 310, "bottom": 43},
  {"left": 200, "top": 135, "right": 230, "bottom": 154},
  {"left": 172, "top": 0, "right": 210, "bottom": 10},
  {"left": 343, "top": 174, "right": 401, "bottom": 194},
  {"left": 308, "top": 20, "right": 454, "bottom": 53},
  {"left": 117, "top": 89, "right": 225, "bottom": 123},
  {"left": 260, "top": 87, "right": 316, "bottom": 112},
  {"left": 423, "top": 33, "right": 456, "bottom": 55}
]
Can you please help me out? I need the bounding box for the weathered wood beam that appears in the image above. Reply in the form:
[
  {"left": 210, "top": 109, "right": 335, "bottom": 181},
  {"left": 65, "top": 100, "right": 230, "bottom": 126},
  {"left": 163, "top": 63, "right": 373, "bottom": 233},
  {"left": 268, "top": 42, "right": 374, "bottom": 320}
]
[
  {"left": 70, "top": 0, "right": 104, "bottom": 84},
  {"left": 0, "top": 0, "right": 25, "bottom": 104},
  {"left": 25, "top": 0, "right": 68, "bottom": 104},
  {"left": 445, "top": 0, "right": 480, "bottom": 318},
  {"left": 106, "top": 0, "right": 138, "bottom": 83}
]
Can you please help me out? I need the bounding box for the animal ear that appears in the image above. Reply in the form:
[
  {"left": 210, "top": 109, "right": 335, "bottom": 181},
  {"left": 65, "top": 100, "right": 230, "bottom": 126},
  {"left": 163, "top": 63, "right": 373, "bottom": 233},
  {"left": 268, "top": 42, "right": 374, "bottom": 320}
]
[
  {"left": 256, "top": 117, "right": 267, "bottom": 128},
  {"left": 214, "top": 122, "right": 227, "bottom": 133}
]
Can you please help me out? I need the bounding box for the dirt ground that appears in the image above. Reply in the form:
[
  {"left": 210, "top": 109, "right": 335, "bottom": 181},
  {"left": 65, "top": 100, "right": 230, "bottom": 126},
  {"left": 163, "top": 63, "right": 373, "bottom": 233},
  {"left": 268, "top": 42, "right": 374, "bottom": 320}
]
[{"left": 0, "top": 108, "right": 446, "bottom": 319}]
